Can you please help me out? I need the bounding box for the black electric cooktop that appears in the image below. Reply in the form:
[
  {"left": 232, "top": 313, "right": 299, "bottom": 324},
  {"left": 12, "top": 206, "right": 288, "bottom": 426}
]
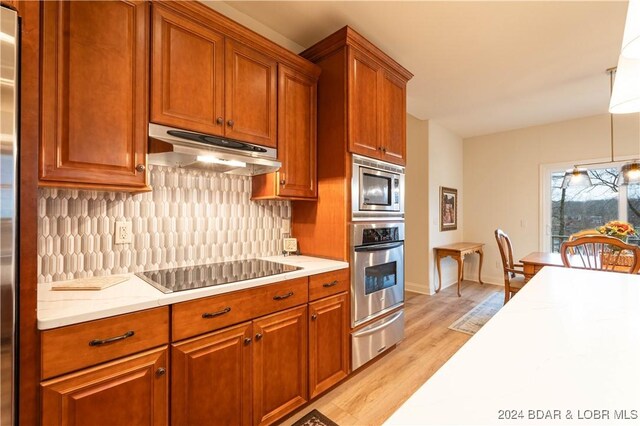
[{"left": 137, "top": 259, "right": 301, "bottom": 293}]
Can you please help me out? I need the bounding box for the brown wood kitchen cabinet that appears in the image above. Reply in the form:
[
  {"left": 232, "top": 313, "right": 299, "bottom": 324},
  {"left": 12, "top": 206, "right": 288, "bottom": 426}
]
[
  {"left": 303, "top": 27, "right": 412, "bottom": 167},
  {"left": 171, "top": 322, "right": 253, "bottom": 426},
  {"left": 40, "top": 307, "right": 170, "bottom": 425},
  {"left": 252, "top": 65, "right": 318, "bottom": 200},
  {"left": 171, "top": 278, "right": 310, "bottom": 426},
  {"left": 41, "top": 347, "right": 168, "bottom": 426},
  {"left": 40, "top": 0, "right": 150, "bottom": 192},
  {"left": 253, "top": 305, "right": 308, "bottom": 425},
  {"left": 151, "top": 2, "right": 277, "bottom": 148},
  {"left": 309, "top": 292, "right": 349, "bottom": 398}
]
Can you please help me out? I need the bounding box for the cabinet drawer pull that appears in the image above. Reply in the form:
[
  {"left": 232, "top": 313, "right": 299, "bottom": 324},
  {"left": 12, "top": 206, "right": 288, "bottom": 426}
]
[
  {"left": 273, "top": 291, "right": 293, "bottom": 300},
  {"left": 202, "top": 307, "right": 231, "bottom": 319},
  {"left": 88, "top": 330, "right": 134, "bottom": 347},
  {"left": 322, "top": 280, "right": 339, "bottom": 288}
]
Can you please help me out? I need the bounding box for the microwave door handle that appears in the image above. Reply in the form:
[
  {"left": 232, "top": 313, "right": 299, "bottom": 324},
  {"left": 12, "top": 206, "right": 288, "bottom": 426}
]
[{"left": 355, "top": 242, "right": 404, "bottom": 252}]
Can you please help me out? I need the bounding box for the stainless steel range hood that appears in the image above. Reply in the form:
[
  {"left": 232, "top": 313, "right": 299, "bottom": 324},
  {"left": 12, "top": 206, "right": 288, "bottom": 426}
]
[{"left": 148, "top": 123, "right": 281, "bottom": 176}]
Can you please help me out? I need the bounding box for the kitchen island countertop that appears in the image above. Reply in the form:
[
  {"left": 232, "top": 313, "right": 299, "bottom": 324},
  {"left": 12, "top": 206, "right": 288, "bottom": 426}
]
[
  {"left": 385, "top": 266, "right": 640, "bottom": 425},
  {"left": 38, "top": 255, "right": 348, "bottom": 330}
]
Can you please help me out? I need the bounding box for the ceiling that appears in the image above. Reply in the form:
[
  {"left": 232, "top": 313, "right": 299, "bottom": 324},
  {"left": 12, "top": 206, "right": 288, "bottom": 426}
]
[{"left": 222, "top": 1, "right": 628, "bottom": 138}]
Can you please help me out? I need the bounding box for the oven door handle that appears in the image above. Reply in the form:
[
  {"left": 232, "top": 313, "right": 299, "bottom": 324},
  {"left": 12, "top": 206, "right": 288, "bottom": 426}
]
[{"left": 354, "top": 242, "right": 404, "bottom": 252}]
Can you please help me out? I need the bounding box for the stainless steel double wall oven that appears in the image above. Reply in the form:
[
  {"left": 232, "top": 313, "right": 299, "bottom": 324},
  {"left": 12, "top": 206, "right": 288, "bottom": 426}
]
[{"left": 350, "top": 155, "right": 406, "bottom": 370}]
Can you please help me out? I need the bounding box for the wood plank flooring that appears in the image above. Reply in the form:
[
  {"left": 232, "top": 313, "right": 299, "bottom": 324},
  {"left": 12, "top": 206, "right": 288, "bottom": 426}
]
[{"left": 281, "top": 281, "right": 501, "bottom": 426}]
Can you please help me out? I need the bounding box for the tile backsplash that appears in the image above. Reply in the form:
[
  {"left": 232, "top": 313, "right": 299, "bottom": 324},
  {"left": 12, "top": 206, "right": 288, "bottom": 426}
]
[{"left": 37, "top": 165, "right": 290, "bottom": 283}]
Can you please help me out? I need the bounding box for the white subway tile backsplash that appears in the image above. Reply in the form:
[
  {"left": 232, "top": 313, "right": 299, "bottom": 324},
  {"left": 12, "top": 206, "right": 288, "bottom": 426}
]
[{"left": 37, "top": 165, "right": 290, "bottom": 283}]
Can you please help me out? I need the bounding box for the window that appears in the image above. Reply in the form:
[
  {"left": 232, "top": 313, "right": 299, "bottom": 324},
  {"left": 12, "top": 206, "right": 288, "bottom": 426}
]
[{"left": 544, "top": 164, "right": 640, "bottom": 252}]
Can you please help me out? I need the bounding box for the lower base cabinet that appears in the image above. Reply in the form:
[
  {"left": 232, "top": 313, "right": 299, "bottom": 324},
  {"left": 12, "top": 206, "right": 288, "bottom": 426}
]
[
  {"left": 171, "top": 322, "right": 253, "bottom": 426},
  {"left": 171, "top": 305, "right": 308, "bottom": 426},
  {"left": 41, "top": 347, "right": 168, "bottom": 426},
  {"left": 309, "top": 292, "right": 349, "bottom": 398}
]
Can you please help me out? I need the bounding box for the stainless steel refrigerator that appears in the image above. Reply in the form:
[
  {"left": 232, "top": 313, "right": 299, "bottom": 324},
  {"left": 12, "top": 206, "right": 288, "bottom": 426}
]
[{"left": 1, "top": 5, "right": 18, "bottom": 425}]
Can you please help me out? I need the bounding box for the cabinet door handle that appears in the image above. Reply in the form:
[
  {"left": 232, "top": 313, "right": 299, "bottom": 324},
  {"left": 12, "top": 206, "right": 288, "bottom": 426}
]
[
  {"left": 322, "top": 280, "right": 339, "bottom": 288},
  {"left": 255, "top": 333, "right": 263, "bottom": 341},
  {"left": 227, "top": 119, "right": 234, "bottom": 127},
  {"left": 202, "top": 307, "right": 231, "bottom": 318},
  {"left": 89, "top": 330, "right": 134, "bottom": 347},
  {"left": 311, "top": 314, "right": 318, "bottom": 321},
  {"left": 135, "top": 164, "right": 146, "bottom": 173},
  {"left": 273, "top": 291, "right": 293, "bottom": 300},
  {"left": 216, "top": 117, "right": 224, "bottom": 125},
  {"left": 244, "top": 337, "right": 252, "bottom": 345},
  {"left": 156, "top": 367, "right": 166, "bottom": 377}
]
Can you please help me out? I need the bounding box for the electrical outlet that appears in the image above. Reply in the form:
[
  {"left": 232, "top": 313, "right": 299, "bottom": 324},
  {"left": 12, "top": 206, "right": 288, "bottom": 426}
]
[
  {"left": 282, "top": 218, "right": 291, "bottom": 235},
  {"left": 114, "top": 221, "right": 132, "bottom": 244}
]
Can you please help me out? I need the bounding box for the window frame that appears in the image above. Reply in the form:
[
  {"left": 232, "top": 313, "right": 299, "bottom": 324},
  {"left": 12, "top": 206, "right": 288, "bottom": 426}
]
[{"left": 539, "top": 157, "right": 634, "bottom": 252}]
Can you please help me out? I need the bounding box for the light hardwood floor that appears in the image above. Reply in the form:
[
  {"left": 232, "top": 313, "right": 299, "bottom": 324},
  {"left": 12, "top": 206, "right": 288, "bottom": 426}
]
[{"left": 281, "top": 280, "right": 502, "bottom": 426}]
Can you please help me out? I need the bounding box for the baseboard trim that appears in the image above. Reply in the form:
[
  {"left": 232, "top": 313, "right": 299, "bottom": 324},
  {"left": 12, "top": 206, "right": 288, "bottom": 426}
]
[{"left": 406, "top": 281, "right": 430, "bottom": 295}]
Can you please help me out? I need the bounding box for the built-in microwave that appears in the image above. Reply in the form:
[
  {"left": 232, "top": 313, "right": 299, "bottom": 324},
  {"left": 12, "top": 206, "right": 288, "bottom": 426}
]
[{"left": 351, "top": 155, "right": 405, "bottom": 220}]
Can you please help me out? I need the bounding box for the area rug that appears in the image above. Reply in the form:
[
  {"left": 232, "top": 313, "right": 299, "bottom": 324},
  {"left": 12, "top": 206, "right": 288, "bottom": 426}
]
[
  {"left": 448, "top": 292, "right": 504, "bottom": 335},
  {"left": 291, "top": 409, "right": 339, "bottom": 426}
]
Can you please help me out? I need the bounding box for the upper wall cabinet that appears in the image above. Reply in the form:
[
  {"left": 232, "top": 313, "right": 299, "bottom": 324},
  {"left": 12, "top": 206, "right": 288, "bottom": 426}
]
[
  {"left": 303, "top": 27, "right": 413, "bottom": 167},
  {"left": 40, "top": 0, "right": 150, "bottom": 192},
  {"left": 252, "top": 65, "right": 318, "bottom": 200},
  {"left": 151, "top": 3, "right": 277, "bottom": 148}
]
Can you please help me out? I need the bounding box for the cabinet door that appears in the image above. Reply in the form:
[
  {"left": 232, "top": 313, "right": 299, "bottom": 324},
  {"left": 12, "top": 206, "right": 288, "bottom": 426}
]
[
  {"left": 41, "top": 347, "right": 168, "bottom": 426},
  {"left": 348, "top": 47, "right": 382, "bottom": 159},
  {"left": 40, "top": 1, "right": 148, "bottom": 190},
  {"left": 309, "top": 293, "right": 349, "bottom": 398},
  {"left": 225, "top": 39, "right": 278, "bottom": 148},
  {"left": 277, "top": 65, "right": 317, "bottom": 198},
  {"left": 380, "top": 71, "right": 407, "bottom": 165},
  {"left": 253, "top": 305, "right": 308, "bottom": 426},
  {"left": 150, "top": 4, "right": 225, "bottom": 136},
  {"left": 172, "top": 322, "right": 252, "bottom": 426}
]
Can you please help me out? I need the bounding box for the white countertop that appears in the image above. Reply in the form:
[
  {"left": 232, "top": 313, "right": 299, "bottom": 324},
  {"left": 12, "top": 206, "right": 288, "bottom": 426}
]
[
  {"left": 37, "top": 255, "right": 348, "bottom": 330},
  {"left": 385, "top": 266, "right": 640, "bottom": 425}
]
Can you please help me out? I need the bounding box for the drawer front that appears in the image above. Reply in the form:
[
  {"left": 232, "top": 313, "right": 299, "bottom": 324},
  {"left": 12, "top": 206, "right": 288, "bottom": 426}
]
[
  {"left": 41, "top": 307, "right": 169, "bottom": 379},
  {"left": 309, "top": 269, "right": 349, "bottom": 301},
  {"left": 351, "top": 309, "right": 404, "bottom": 371},
  {"left": 172, "top": 277, "right": 309, "bottom": 341}
]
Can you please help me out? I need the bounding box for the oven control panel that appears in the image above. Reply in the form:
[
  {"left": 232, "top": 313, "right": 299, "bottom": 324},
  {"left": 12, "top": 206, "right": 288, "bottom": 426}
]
[{"left": 362, "top": 227, "right": 400, "bottom": 244}]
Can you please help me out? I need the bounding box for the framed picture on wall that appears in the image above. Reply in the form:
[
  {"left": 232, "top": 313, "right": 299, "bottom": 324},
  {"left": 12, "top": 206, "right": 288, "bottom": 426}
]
[{"left": 440, "top": 187, "right": 457, "bottom": 231}]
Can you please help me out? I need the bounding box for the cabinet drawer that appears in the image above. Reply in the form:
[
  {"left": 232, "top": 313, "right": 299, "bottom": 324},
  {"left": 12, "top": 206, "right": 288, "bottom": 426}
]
[
  {"left": 172, "top": 277, "right": 309, "bottom": 341},
  {"left": 309, "top": 269, "right": 349, "bottom": 301},
  {"left": 41, "top": 307, "right": 169, "bottom": 379}
]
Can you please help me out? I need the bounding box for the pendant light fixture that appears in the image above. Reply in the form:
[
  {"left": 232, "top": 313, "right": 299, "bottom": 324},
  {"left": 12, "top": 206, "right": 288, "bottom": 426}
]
[{"left": 562, "top": 68, "right": 618, "bottom": 189}]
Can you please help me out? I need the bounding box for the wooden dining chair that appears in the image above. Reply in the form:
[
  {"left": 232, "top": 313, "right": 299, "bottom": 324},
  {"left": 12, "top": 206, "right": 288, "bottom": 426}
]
[
  {"left": 568, "top": 229, "right": 601, "bottom": 242},
  {"left": 559, "top": 235, "right": 640, "bottom": 274},
  {"left": 494, "top": 229, "right": 525, "bottom": 303}
]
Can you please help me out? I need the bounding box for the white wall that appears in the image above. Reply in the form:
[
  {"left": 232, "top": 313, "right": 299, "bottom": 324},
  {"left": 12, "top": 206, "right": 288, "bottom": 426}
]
[
  {"left": 201, "top": 1, "right": 305, "bottom": 52},
  {"left": 405, "top": 115, "right": 429, "bottom": 293},
  {"left": 428, "top": 121, "right": 465, "bottom": 293},
  {"left": 463, "top": 113, "right": 640, "bottom": 285}
]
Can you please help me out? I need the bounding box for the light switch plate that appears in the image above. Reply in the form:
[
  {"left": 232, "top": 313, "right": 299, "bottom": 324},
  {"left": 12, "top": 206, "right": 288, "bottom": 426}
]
[
  {"left": 115, "top": 221, "right": 132, "bottom": 244},
  {"left": 283, "top": 237, "right": 298, "bottom": 254}
]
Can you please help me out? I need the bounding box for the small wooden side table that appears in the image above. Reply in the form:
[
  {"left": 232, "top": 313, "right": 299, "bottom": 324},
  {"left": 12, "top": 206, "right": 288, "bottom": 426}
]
[{"left": 434, "top": 242, "right": 485, "bottom": 297}]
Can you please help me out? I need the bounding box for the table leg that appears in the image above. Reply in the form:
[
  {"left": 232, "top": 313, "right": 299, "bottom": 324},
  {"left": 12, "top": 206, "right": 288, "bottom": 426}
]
[
  {"left": 436, "top": 253, "right": 443, "bottom": 293},
  {"left": 456, "top": 256, "right": 462, "bottom": 297},
  {"left": 478, "top": 249, "right": 484, "bottom": 285}
]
